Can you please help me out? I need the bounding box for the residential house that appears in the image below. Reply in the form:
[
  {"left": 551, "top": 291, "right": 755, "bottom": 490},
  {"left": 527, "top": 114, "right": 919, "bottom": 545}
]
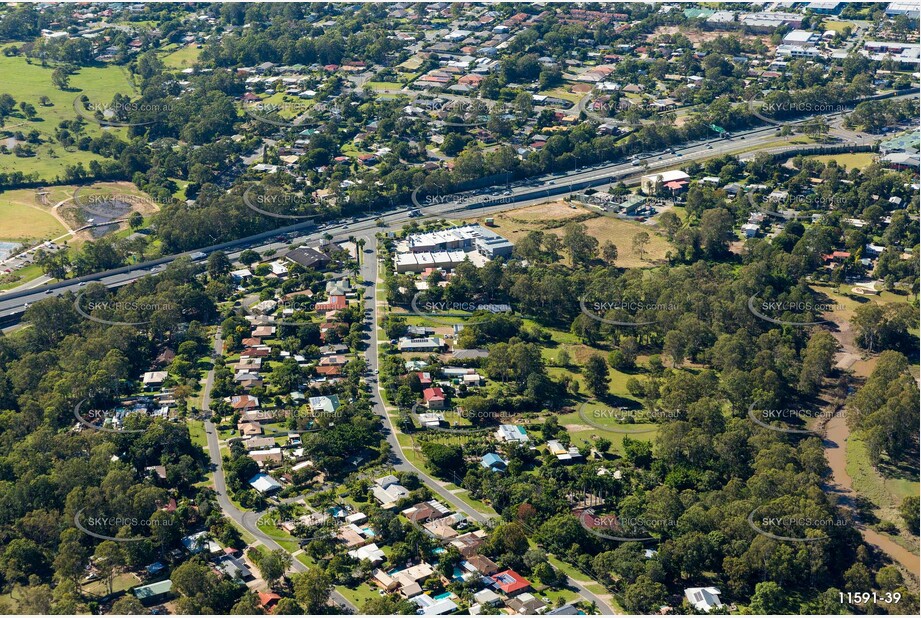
[
  {"left": 134, "top": 580, "right": 173, "bottom": 605},
  {"left": 372, "top": 475, "right": 410, "bottom": 508},
  {"left": 411, "top": 594, "right": 458, "bottom": 615},
  {"left": 547, "top": 440, "right": 583, "bottom": 462},
  {"left": 309, "top": 394, "right": 341, "bottom": 415},
  {"left": 182, "top": 531, "right": 221, "bottom": 555},
  {"left": 213, "top": 554, "right": 252, "bottom": 582},
  {"left": 423, "top": 387, "right": 446, "bottom": 409},
  {"left": 480, "top": 453, "right": 507, "bottom": 472},
  {"left": 142, "top": 371, "right": 168, "bottom": 389},
  {"left": 402, "top": 500, "right": 451, "bottom": 524},
  {"left": 258, "top": 592, "right": 281, "bottom": 613},
  {"left": 229, "top": 395, "right": 260, "bottom": 411},
  {"left": 372, "top": 569, "right": 399, "bottom": 592},
  {"left": 548, "top": 603, "right": 581, "bottom": 615},
  {"left": 467, "top": 554, "right": 500, "bottom": 576},
  {"left": 399, "top": 337, "right": 445, "bottom": 352},
  {"left": 685, "top": 587, "right": 723, "bottom": 612},
  {"left": 348, "top": 542, "right": 386, "bottom": 565},
  {"left": 418, "top": 412, "right": 445, "bottom": 427},
  {"left": 314, "top": 365, "right": 342, "bottom": 379},
  {"left": 316, "top": 295, "right": 347, "bottom": 312},
  {"left": 243, "top": 436, "right": 276, "bottom": 450},
  {"left": 238, "top": 421, "right": 263, "bottom": 436},
  {"left": 491, "top": 569, "right": 531, "bottom": 595},
  {"left": 285, "top": 247, "right": 331, "bottom": 269},
  {"left": 496, "top": 424, "right": 529, "bottom": 443},
  {"left": 450, "top": 530, "right": 488, "bottom": 557},
  {"left": 506, "top": 593, "right": 547, "bottom": 614},
  {"left": 473, "top": 588, "right": 502, "bottom": 607},
  {"left": 319, "top": 355, "right": 347, "bottom": 367},
  {"left": 249, "top": 448, "right": 284, "bottom": 465},
  {"left": 249, "top": 473, "right": 283, "bottom": 494}
]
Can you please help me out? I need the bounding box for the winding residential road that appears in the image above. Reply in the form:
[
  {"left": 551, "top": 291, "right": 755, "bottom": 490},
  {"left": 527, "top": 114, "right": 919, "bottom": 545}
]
[
  {"left": 200, "top": 331, "right": 357, "bottom": 613},
  {"left": 358, "top": 234, "right": 618, "bottom": 615}
]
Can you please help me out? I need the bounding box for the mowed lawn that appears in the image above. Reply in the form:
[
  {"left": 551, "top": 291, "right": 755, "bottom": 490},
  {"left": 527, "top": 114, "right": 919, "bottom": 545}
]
[
  {"left": 805, "top": 152, "right": 877, "bottom": 169},
  {"left": 0, "top": 188, "right": 68, "bottom": 242},
  {"left": 160, "top": 43, "right": 201, "bottom": 69},
  {"left": 465, "top": 202, "right": 671, "bottom": 267},
  {"left": 0, "top": 50, "right": 135, "bottom": 180}
]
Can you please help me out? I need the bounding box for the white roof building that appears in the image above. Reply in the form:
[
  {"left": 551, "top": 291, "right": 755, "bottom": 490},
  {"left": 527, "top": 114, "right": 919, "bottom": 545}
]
[
  {"left": 373, "top": 475, "right": 410, "bottom": 507},
  {"left": 782, "top": 29, "right": 820, "bottom": 47},
  {"left": 547, "top": 440, "right": 582, "bottom": 461},
  {"left": 142, "top": 371, "right": 168, "bottom": 385},
  {"left": 496, "top": 424, "right": 529, "bottom": 443},
  {"left": 418, "top": 412, "right": 445, "bottom": 427},
  {"left": 685, "top": 587, "right": 723, "bottom": 612},
  {"left": 411, "top": 594, "right": 459, "bottom": 615},
  {"left": 182, "top": 531, "right": 221, "bottom": 554},
  {"left": 640, "top": 169, "right": 690, "bottom": 194},
  {"left": 249, "top": 473, "right": 283, "bottom": 494},
  {"left": 348, "top": 542, "right": 386, "bottom": 565}
]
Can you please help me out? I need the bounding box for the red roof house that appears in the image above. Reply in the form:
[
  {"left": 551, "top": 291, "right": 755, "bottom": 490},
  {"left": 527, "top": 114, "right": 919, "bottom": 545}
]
[
  {"left": 316, "top": 295, "right": 347, "bottom": 312},
  {"left": 491, "top": 569, "right": 531, "bottom": 594},
  {"left": 423, "top": 387, "right": 446, "bottom": 410},
  {"left": 258, "top": 592, "right": 281, "bottom": 611}
]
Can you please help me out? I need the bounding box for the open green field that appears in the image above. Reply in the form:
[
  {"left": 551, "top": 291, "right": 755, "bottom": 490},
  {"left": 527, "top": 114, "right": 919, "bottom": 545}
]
[
  {"left": 0, "top": 144, "right": 105, "bottom": 184},
  {"left": 0, "top": 50, "right": 135, "bottom": 180},
  {"left": 245, "top": 92, "right": 315, "bottom": 122},
  {"left": 81, "top": 572, "right": 140, "bottom": 598},
  {"left": 539, "top": 84, "right": 584, "bottom": 105},
  {"left": 365, "top": 81, "right": 404, "bottom": 91},
  {"left": 187, "top": 419, "right": 207, "bottom": 450},
  {"left": 0, "top": 262, "right": 43, "bottom": 292},
  {"left": 0, "top": 188, "right": 68, "bottom": 242},
  {"left": 336, "top": 582, "right": 380, "bottom": 608},
  {"left": 557, "top": 406, "right": 657, "bottom": 454},
  {"left": 161, "top": 43, "right": 201, "bottom": 69},
  {"left": 805, "top": 152, "right": 877, "bottom": 169},
  {"left": 820, "top": 20, "right": 857, "bottom": 33}
]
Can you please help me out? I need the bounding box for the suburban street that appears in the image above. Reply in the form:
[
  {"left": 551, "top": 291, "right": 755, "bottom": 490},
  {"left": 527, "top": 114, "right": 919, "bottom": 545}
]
[
  {"left": 356, "top": 234, "right": 618, "bottom": 614},
  {"left": 200, "top": 331, "right": 358, "bottom": 612},
  {"left": 192, "top": 237, "right": 614, "bottom": 612}
]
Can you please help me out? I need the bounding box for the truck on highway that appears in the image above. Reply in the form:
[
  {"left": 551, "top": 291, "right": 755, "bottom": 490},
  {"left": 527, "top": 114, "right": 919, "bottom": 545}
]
[{"left": 189, "top": 252, "right": 207, "bottom": 261}]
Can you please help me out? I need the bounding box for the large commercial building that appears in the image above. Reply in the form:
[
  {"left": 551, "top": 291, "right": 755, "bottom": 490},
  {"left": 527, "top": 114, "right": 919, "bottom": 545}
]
[
  {"left": 395, "top": 224, "right": 514, "bottom": 273},
  {"left": 886, "top": 2, "right": 920, "bottom": 19},
  {"left": 640, "top": 169, "right": 690, "bottom": 195}
]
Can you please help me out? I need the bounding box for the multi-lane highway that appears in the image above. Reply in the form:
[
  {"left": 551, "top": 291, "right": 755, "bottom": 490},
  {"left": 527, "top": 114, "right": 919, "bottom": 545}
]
[{"left": 2, "top": 93, "right": 912, "bottom": 327}]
